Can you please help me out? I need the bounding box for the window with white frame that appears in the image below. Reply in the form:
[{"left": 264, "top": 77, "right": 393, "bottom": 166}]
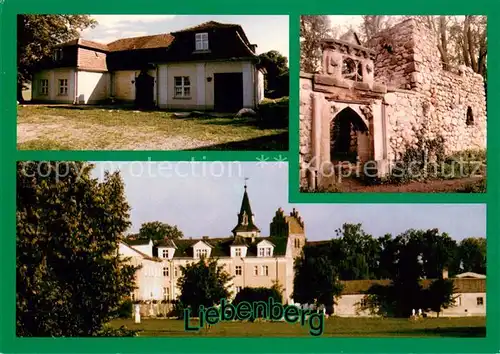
[
  {"left": 195, "top": 248, "right": 208, "bottom": 259},
  {"left": 163, "top": 287, "right": 169, "bottom": 300},
  {"left": 253, "top": 266, "right": 258, "bottom": 276},
  {"left": 163, "top": 267, "right": 169, "bottom": 277},
  {"left": 174, "top": 76, "right": 190, "bottom": 97},
  {"left": 195, "top": 32, "right": 209, "bottom": 51},
  {"left": 259, "top": 247, "right": 272, "bottom": 257},
  {"left": 162, "top": 249, "right": 169, "bottom": 258},
  {"left": 235, "top": 265, "right": 242, "bottom": 275},
  {"left": 58, "top": 79, "right": 68, "bottom": 95},
  {"left": 174, "top": 267, "right": 178, "bottom": 277},
  {"left": 53, "top": 48, "right": 63, "bottom": 61},
  {"left": 477, "top": 297, "right": 484, "bottom": 306},
  {"left": 39, "top": 79, "right": 48, "bottom": 95},
  {"left": 261, "top": 265, "right": 269, "bottom": 276},
  {"left": 235, "top": 248, "right": 242, "bottom": 257},
  {"left": 455, "top": 296, "right": 462, "bottom": 306}
]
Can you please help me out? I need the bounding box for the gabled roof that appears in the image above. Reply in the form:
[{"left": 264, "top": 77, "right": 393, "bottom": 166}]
[
  {"left": 107, "top": 33, "right": 175, "bottom": 52},
  {"left": 172, "top": 21, "right": 241, "bottom": 33},
  {"left": 56, "top": 38, "right": 109, "bottom": 52},
  {"left": 257, "top": 239, "right": 275, "bottom": 247},
  {"left": 340, "top": 278, "right": 486, "bottom": 295},
  {"left": 162, "top": 235, "right": 288, "bottom": 258},
  {"left": 120, "top": 241, "right": 161, "bottom": 262},
  {"left": 156, "top": 238, "right": 177, "bottom": 248}
]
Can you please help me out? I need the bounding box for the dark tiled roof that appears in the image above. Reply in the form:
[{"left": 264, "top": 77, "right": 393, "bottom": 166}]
[
  {"left": 56, "top": 38, "right": 109, "bottom": 52},
  {"left": 169, "top": 236, "right": 288, "bottom": 258},
  {"left": 107, "top": 33, "right": 174, "bottom": 52},
  {"left": 156, "top": 238, "right": 177, "bottom": 248},
  {"left": 232, "top": 186, "right": 261, "bottom": 234},
  {"left": 340, "top": 278, "right": 486, "bottom": 295},
  {"left": 172, "top": 21, "right": 241, "bottom": 33},
  {"left": 125, "top": 238, "right": 150, "bottom": 246},
  {"left": 231, "top": 236, "right": 248, "bottom": 246}
]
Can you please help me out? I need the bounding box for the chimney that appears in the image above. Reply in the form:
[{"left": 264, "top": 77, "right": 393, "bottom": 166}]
[
  {"left": 202, "top": 236, "right": 209, "bottom": 240},
  {"left": 442, "top": 268, "right": 449, "bottom": 279}
]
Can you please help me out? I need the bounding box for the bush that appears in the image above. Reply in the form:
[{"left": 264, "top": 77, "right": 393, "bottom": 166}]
[
  {"left": 456, "top": 178, "right": 486, "bottom": 193},
  {"left": 257, "top": 97, "right": 289, "bottom": 129},
  {"left": 232, "top": 287, "right": 283, "bottom": 320},
  {"left": 114, "top": 298, "right": 134, "bottom": 319}
]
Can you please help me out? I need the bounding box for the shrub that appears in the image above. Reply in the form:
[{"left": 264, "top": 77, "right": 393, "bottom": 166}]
[
  {"left": 456, "top": 178, "right": 486, "bottom": 193},
  {"left": 232, "top": 286, "right": 283, "bottom": 320},
  {"left": 115, "top": 298, "right": 133, "bottom": 319},
  {"left": 257, "top": 97, "right": 289, "bottom": 129}
]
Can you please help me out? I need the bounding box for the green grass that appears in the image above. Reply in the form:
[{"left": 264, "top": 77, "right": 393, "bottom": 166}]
[
  {"left": 17, "top": 105, "right": 288, "bottom": 151},
  {"left": 109, "top": 316, "right": 485, "bottom": 337}
]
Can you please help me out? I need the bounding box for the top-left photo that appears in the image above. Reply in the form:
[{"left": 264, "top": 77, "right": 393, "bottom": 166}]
[{"left": 16, "top": 15, "right": 289, "bottom": 151}]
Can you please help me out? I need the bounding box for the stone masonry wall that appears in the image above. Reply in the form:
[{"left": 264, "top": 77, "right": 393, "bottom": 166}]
[
  {"left": 300, "top": 74, "right": 313, "bottom": 187},
  {"left": 368, "top": 18, "right": 486, "bottom": 155}
]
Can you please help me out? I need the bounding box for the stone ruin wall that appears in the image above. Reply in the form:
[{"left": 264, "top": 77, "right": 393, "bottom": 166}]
[
  {"left": 299, "top": 74, "right": 314, "bottom": 180},
  {"left": 368, "top": 18, "right": 486, "bottom": 157},
  {"left": 299, "top": 18, "right": 486, "bottom": 187}
]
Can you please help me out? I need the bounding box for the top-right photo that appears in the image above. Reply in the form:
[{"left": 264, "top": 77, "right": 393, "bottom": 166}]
[{"left": 299, "top": 16, "right": 487, "bottom": 193}]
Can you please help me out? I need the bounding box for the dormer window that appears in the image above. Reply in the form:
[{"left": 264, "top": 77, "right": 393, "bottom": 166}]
[
  {"left": 195, "top": 248, "right": 208, "bottom": 259},
  {"left": 195, "top": 32, "right": 209, "bottom": 51},
  {"left": 258, "top": 247, "right": 272, "bottom": 257},
  {"left": 162, "top": 249, "right": 169, "bottom": 258},
  {"left": 235, "top": 248, "right": 242, "bottom": 256},
  {"left": 53, "top": 48, "right": 63, "bottom": 61}
]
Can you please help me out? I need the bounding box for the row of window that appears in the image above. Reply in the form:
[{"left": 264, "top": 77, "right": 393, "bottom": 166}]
[
  {"left": 38, "top": 79, "right": 67, "bottom": 96},
  {"left": 161, "top": 264, "right": 271, "bottom": 278}
]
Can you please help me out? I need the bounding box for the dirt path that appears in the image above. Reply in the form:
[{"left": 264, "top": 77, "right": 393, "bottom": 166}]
[{"left": 336, "top": 176, "right": 484, "bottom": 192}]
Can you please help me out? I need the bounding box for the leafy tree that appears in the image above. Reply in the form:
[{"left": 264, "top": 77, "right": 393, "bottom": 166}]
[
  {"left": 423, "top": 278, "right": 456, "bottom": 317},
  {"left": 293, "top": 245, "right": 343, "bottom": 314},
  {"left": 300, "top": 15, "right": 332, "bottom": 73},
  {"left": 17, "top": 15, "right": 97, "bottom": 102},
  {"left": 458, "top": 237, "right": 486, "bottom": 274},
  {"left": 177, "top": 257, "right": 233, "bottom": 316},
  {"left": 420, "top": 229, "right": 457, "bottom": 279},
  {"left": 258, "top": 50, "right": 289, "bottom": 98},
  {"left": 332, "top": 223, "right": 381, "bottom": 280},
  {"left": 138, "top": 221, "right": 183, "bottom": 241},
  {"left": 16, "top": 161, "right": 138, "bottom": 336}
]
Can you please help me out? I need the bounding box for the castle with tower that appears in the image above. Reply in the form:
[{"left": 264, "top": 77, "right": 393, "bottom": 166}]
[{"left": 119, "top": 184, "right": 306, "bottom": 304}]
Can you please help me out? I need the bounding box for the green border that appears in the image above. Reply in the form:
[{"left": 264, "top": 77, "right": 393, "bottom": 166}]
[{"left": 1, "top": 0, "right": 499, "bottom": 353}]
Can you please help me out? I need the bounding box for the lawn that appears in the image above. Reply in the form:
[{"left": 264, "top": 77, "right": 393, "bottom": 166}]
[
  {"left": 109, "top": 316, "right": 485, "bottom": 337},
  {"left": 17, "top": 105, "right": 288, "bottom": 151}
]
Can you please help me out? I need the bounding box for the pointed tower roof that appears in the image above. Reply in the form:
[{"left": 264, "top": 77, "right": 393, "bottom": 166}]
[{"left": 231, "top": 183, "right": 260, "bottom": 236}]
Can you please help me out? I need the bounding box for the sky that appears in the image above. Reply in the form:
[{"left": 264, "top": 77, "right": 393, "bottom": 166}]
[
  {"left": 81, "top": 15, "right": 289, "bottom": 59},
  {"left": 91, "top": 162, "right": 486, "bottom": 241}
]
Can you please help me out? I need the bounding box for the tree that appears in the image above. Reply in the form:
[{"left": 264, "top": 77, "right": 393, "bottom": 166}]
[
  {"left": 300, "top": 16, "right": 332, "bottom": 73},
  {"left": 177, "top": 257, "right": 233, "bottom": 316},
  {"left": 458, "top": 237, "right": 486, "bottom": 274},
  {"left": 423, "top": 278, "right": 456, "bottom": 317},
  {"left": 420, "top": 229, "right": 457, "bottom": 279},
  {"left": 138, "top": 221, "right": 183, "bottom": 241},
  {"left": 233, "top": 285, "right": 283, "bottom": 319},
  {"left": 16, "top": 161, "right": 138, "bottom": 336},
  {"left": 293, "top": 245, "right": 343, "bottom": 314},
  {"left": 258, "top": 50, "right": 289, "bottom": 98},
  {"left": 360, "top": 16, "right": 398, "bottom": 44},
  {"left": 332, "top": 223, "right": 381, "bottom": 280},
  {"left": 17, "top": 15, "right": 97, "bottom": 102}
]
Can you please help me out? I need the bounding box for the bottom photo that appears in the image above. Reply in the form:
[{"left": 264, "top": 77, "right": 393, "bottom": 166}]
[{"left": 16, "top": 161, "right": 486, "bottom": 337}]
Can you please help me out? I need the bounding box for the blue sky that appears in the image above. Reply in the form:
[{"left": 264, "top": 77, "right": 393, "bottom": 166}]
[
  {"left": 91, "top": 162, "right": 486, "bottom": 241},
  {"left": 81, "top": 15, "right": 289, "bottom": 59}
]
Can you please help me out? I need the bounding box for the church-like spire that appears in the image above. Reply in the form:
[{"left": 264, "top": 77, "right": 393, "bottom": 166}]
[{"left": 231, "top": 181, "right": 260, "bottom": 237}]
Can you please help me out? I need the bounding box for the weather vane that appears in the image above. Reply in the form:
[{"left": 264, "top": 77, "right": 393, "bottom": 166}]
[{"left": 244, "top": 177, "right": 249, "bottom": 188}]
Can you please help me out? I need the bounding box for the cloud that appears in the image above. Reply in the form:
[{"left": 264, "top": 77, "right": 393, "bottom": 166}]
[{"left": 91, "top": 15, "right": 176, "bottom": 29}]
